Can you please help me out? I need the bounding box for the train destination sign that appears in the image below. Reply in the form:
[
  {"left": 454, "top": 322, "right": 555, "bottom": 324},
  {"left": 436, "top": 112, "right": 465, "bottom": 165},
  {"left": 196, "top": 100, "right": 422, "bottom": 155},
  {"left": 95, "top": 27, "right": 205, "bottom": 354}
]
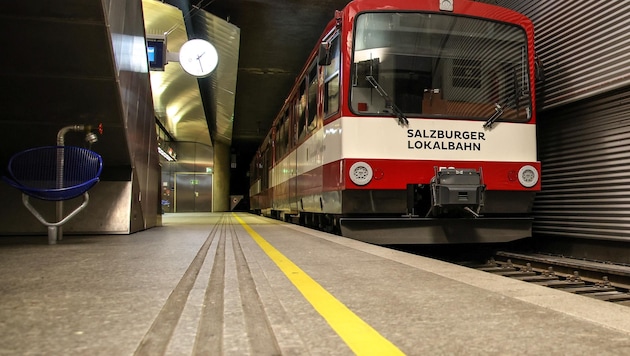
[{"left": 406, "top": 129, "right": 486, "bottom": 151}]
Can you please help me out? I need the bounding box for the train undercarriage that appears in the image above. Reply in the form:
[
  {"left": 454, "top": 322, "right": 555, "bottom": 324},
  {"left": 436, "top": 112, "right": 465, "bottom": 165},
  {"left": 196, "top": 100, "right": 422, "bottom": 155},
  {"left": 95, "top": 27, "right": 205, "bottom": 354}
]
[{"left": 254, "top": 168, "right": 536, "bottom": 245}]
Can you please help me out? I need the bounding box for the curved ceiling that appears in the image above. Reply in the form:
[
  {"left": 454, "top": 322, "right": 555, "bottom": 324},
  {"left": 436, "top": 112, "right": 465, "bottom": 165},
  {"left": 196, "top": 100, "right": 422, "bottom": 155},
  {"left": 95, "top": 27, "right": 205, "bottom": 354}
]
[
  {"left": 142, "top": 0, "right": 239, "bottom": 148},
  {"left": 146, "top": 0, "right": 351, "bottom": 193},
  {"left": 143, "top": 0, "right": 210, "bottom": 146},
  {"left": 201, "top": 0, "right": 352, "bottom": 188}
]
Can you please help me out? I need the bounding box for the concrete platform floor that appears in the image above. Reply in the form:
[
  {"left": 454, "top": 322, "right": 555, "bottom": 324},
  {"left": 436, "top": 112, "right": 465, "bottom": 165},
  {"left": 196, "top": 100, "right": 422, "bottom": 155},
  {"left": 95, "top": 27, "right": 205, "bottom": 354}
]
[{"left": 2, "top": 212, "right": 630, "bottom": 355}]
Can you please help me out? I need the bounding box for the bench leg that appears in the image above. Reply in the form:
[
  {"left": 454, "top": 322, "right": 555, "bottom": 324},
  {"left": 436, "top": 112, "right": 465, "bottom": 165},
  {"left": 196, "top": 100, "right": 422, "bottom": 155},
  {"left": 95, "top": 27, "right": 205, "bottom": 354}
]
[
  {"left": 48, "top": 226, "right": 58, "bottom": 245},
  {"left": 22, "top": 193, "right": 90, "bottom": 245},
  {"left": 56, "top": 201, "right": 64, "bottom": 241}
]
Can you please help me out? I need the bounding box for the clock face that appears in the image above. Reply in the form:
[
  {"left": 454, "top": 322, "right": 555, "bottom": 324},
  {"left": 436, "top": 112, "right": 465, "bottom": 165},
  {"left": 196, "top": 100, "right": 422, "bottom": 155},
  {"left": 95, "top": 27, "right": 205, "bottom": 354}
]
[{"left": 178, "top": 39, "right": 218, "bottom": 77}]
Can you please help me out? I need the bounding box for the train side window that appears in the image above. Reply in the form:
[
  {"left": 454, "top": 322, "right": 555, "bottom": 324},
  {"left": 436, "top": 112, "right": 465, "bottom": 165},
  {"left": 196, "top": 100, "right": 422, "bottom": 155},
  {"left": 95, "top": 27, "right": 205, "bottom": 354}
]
[
  {"left": 274, "top": 123, "right": 280, "bottom": 160},
  {"left": 296, "top": 79, "right": 307, "bottom": 139},
  {"left": 283, "top": 108, "right": 291, "bottom": 152},
  {"left": 307, "top": 61, "right": 318, "bottom": 132},
  {"left": 325, "top": 74, "right": 339, "bottom": 116},
  {"left": 323, "top": 35, "right": 340, "bottom": 117},
  {"left": 289, "top": 97, "right": 298, "bottom": 147},
  {"left": 274, "top": 116, "right": 286, "bottom": 160},
  {"left": 261, "top": 146, "right": 271, "bottom": 190}
]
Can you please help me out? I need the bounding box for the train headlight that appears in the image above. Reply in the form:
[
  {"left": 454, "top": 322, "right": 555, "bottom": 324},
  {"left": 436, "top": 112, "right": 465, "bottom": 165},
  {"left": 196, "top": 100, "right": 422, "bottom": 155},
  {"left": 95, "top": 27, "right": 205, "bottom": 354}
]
[
  {"left": 518, "top": 165, "right": 539, "bottom": 188},
  {"left": 349, "top": 161, "right": 373, "bottom": 186}
]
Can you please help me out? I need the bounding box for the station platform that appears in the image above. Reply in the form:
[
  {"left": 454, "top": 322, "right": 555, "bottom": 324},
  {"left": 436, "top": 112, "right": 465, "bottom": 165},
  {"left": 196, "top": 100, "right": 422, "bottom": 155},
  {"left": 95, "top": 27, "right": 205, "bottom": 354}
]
[{"left": 2, "top": 212, "right": 630, "bottom": 355}]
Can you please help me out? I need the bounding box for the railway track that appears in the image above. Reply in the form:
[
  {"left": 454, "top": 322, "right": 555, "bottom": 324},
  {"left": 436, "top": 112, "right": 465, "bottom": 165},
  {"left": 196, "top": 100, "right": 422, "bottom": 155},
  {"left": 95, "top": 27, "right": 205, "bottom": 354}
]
[{"left": 463, "top": 251, "right": 630, "bottom": 306}]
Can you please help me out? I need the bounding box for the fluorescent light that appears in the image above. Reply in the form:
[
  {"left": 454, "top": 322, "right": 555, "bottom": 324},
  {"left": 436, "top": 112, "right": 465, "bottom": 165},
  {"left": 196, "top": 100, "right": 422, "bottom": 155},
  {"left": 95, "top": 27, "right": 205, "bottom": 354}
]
[{"left": 158, "top": 146, "right": 175, "bottom": 161}]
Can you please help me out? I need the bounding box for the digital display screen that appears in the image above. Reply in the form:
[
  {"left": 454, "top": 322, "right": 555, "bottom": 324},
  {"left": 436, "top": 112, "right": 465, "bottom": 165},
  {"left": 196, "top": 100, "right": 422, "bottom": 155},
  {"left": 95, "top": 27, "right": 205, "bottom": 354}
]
[{"left": 147, "top": 39, "right": 165, "bottom": 71}]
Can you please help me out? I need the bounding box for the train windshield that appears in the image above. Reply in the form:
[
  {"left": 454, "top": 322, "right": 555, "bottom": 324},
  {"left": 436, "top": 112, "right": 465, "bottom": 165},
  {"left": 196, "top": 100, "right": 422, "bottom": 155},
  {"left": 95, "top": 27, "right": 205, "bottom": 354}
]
[{"left": 351, "top": 12, "right": 531, "bottom": 122}]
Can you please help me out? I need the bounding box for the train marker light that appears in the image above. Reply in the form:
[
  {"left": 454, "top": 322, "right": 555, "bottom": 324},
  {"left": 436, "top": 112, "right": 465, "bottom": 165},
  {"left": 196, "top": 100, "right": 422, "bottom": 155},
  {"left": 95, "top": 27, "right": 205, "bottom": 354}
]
[
  {"left": 518, "top": 165, "right": 539, "bottom": 188},
  {"left": 439, "top": 0, "right": 454, "bottom": 12},
  {"left": 349, "top": 162, "right": 373, "bottom": 186}
]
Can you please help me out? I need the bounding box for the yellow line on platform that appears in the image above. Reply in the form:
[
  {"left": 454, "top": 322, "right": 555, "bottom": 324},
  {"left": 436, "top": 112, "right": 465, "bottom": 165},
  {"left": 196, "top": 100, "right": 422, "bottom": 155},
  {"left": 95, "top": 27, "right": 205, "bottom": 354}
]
[{"left": 233, "top": 214, "right": 404, "bottom": 356}]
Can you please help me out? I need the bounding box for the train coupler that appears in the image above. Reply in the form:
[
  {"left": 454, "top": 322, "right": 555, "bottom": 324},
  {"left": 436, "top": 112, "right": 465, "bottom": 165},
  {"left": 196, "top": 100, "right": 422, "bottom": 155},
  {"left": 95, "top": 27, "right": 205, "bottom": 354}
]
[{"left": 427, "top": 167, "right": 485, "bottom": 218}]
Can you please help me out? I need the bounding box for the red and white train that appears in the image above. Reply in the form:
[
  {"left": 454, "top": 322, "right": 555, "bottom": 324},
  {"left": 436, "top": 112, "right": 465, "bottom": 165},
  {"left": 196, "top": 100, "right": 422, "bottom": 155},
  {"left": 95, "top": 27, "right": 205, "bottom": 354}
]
[{"left": 249, "top": 0, "right": 541, "bottom": 244}]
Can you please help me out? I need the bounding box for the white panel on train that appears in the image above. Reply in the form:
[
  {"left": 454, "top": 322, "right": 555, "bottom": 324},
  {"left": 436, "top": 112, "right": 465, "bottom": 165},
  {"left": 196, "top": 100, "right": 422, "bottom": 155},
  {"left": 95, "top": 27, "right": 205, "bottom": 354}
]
[{"left": 328, "top": 116, "right": 536, "bottom": 163}]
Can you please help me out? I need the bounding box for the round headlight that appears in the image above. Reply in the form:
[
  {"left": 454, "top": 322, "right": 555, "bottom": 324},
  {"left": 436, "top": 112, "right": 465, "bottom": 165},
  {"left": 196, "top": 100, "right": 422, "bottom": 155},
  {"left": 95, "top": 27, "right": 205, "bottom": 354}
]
[
  {"left": 349, "top": 161, "right": 373, "bottom": 186},
  {"left": 518, "top": 165, "right": 539, "bottom": 188}
]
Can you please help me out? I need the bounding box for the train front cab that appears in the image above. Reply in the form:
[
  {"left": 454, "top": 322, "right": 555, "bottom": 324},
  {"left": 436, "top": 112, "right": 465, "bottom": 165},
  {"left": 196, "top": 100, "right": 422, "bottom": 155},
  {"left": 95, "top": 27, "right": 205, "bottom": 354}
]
[{"left": 328, "top": 1, "right": 541, "bottom": 244}]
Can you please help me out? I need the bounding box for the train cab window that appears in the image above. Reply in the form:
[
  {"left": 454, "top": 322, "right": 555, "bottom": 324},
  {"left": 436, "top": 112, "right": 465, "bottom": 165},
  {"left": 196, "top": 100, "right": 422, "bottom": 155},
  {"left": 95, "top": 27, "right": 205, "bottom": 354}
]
[
  {"left": 307, "top": 62, "right": 318, "bottom": 132},
  {"left": 323, "top": 35, "right": 340, "bottom": 118},
  {"left": 351, "top": 12, "right": 532, "bottom": 122}
]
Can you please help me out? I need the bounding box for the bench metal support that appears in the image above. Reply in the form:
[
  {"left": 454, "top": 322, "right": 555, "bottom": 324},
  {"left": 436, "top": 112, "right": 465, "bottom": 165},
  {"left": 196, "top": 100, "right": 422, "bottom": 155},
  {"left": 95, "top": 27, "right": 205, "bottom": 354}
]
[{"left": 22, "top": 192, "right": 90, "bottom": 244}]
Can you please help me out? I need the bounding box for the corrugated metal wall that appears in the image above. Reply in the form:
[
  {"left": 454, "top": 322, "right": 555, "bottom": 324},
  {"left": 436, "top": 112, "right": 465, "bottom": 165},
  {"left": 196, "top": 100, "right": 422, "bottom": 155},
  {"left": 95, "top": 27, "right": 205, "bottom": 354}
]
[
  {"left": 536, "top": 88, "right": 630, "bottom": 241},
  {"left": 485, "top": 0, "right": 630, "bottom": 110},
  {"left": 480, "top": 1, "right": 630, "bottom": 241}
]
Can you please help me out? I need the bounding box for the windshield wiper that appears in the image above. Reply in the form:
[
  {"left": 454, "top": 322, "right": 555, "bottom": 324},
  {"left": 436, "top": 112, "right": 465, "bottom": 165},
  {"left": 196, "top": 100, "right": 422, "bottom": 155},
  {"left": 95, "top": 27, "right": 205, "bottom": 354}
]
[
  {"left": 365, "top": 75, "right": 409, "bottom": 126},
  {"left": 484, "top": 67, "right": 522, "bottom": 129},
  {"left": 483, "top": 103, "right": 504, "bottom": 129}
]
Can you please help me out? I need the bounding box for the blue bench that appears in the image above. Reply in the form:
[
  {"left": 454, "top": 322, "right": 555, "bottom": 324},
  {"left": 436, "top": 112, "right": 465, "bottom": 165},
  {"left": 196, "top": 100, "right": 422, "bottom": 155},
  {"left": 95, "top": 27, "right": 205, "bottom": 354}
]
[{"left": 3, "top": 146, "right": 103, "bottom": 244}]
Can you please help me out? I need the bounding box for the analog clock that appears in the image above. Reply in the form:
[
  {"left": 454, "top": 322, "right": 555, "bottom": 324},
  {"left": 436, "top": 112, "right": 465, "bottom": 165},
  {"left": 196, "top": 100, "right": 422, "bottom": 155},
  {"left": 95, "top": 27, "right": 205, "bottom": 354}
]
[{"left": 178, "top": 39, "right": 218, "bottom": 77}]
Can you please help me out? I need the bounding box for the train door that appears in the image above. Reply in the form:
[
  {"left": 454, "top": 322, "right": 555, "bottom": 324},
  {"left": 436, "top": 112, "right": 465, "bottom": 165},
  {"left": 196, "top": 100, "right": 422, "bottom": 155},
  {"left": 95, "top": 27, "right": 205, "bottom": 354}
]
[{"left": 174, "top": 173, "right": 212, "bottom": 212}]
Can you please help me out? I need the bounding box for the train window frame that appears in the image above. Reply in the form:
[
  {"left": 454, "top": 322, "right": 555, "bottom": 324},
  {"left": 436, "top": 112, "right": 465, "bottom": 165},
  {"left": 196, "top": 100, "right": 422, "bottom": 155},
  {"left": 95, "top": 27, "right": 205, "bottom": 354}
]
[
  {"left": 274, "top": 111, "right": 291, "bottom": 161},
  {"left": 259, "top": 134, "right": 272, "bottom": 190},
  {"left": 271, "top": 97, "right": 297, "bottom": 163},
  {"left": 323, "top": 34, "right": 341, "bottom": 119},
  {"left": 349, "top": 11, "right": 533, "bottom": 124},
  {"left": 284, "top": 107, "right": 293, "bottom": 151},
  {"left": 291, "top": 98, "right": 298, "bottom": 148},
  {"left": 307, "top": 61, "right": 318, "bottom": 133},
  {"left": 296, "top": 79, "right": 307, "bottom": 140}
]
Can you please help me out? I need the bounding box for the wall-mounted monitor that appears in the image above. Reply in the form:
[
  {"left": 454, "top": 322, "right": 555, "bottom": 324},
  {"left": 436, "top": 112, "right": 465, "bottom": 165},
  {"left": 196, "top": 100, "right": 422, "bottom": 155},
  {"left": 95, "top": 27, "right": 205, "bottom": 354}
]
[{"left": 147, "top": 34, "right": 167, "bottom": 71}]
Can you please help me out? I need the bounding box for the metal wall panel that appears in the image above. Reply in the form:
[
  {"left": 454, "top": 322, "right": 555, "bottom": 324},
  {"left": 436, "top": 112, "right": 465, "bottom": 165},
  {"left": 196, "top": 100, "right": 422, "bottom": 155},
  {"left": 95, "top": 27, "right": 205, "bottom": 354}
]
[
  {"left": 161, "top": 142, "right": 214, "bottom": 212},
  {"left": 484, "top": 1, "right": 630, "bottom": 110},
  {"left": 479, "top": 1, "right": 630, "bottom": 242},
  {"left": 0, "top": 182, "right": 132, "bottom": 235},
  {"left": 106, "top": 0, "right": 160, "bottom": 230},
  {"left": 535, "top": 87, "right": 630, "bottom": 241},
  {"left": 0, "top": 0, "right": 159, "bottom": 236}
]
